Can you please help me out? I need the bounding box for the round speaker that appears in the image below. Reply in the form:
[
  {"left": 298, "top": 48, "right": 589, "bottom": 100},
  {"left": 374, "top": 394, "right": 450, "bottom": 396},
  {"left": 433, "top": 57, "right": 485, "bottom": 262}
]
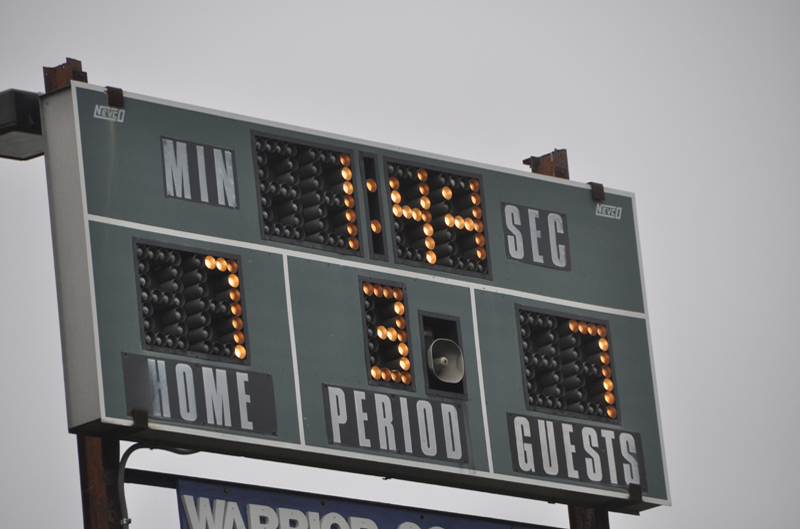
[{"left": 427, "top": 338, "right": 464, "bottom": 384}]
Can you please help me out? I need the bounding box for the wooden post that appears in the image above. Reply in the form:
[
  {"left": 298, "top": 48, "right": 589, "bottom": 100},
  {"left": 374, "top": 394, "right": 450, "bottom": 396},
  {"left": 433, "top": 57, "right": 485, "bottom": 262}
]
[{"left": 77, "top": 435, "right": 121, "bottom": 529}]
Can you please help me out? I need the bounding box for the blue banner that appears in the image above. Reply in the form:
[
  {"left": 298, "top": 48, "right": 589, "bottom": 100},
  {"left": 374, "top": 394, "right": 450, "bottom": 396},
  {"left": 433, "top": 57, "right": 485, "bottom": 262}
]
[{"left": 176, "top": 478, "right": 556, "bottom": 529}]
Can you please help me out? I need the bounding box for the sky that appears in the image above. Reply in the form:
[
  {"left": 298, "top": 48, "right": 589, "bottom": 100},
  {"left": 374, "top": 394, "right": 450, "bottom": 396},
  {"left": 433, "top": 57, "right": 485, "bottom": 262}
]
[{"left": 1, "top": 1, "right": 799, "bottom": 528}]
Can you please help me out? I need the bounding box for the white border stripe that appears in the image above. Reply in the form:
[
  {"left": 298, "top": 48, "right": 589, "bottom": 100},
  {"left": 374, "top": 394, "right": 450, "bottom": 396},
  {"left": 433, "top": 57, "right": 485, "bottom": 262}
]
[
  {"left": 72, "top": 86, "right": 107, "bottom": 418},
  {"left": 631, "top": 194, "right": 671, "bottom": 503},
  {"left": 86, "top": 214, "right": 647, "bottom": 320},
  {"left": 283, "top": 254, "right": 306, "bottom": 445},
  {"left": 470, "top": 288, "right": 494, "bottom": 473}
]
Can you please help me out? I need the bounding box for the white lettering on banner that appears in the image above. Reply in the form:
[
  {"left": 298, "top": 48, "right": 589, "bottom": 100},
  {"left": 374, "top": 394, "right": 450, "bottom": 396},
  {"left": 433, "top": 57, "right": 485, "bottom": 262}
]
[
  {"left": 279, "top": 509, "right": 308, "bottom": 529},
  {"left": 349, "top": 517, "right": 378, "bottom": 529},
  {"left": 224, "top": 502, "right": 247, "bottom": 529},
  {"left": 321, "top": 512, "right": 348, "bottom": 529},
  {"left": 182, "top": 496, "right": 225, "bottom": 529},
  {"left": 182, "top": 496, "right": 449, "bottom": 529},
  {"left": 247, "top": 504, "right": 278, "bottom": 529}
]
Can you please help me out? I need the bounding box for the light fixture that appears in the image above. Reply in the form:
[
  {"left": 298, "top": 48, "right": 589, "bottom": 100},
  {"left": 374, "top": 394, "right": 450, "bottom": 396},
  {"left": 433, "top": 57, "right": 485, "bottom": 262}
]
[{"left": 0, "top": 89, "right": 44, "bottom": 161}]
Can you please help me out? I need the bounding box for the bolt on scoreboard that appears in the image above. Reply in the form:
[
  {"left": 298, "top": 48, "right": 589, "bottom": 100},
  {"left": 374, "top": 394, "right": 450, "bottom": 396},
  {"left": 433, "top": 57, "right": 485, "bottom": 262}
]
[{"left": 42, "top": 83, "right": 669, "bottom": 512}]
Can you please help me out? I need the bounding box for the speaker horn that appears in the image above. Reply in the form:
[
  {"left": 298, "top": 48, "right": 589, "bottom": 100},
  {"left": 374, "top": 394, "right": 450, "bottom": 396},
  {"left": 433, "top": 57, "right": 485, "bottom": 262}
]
[{"left": 427, "top": 338, "right": 464, "bottom": 384}]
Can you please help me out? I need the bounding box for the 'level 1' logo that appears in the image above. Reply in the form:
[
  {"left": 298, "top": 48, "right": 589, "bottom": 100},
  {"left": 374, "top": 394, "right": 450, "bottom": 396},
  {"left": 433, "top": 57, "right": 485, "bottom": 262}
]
[
  {"left": 596, "top": 203, "right": 623, "bottom": 220},
  {"left": 93, "top": 104, "right": 125, "bottom": 122}
]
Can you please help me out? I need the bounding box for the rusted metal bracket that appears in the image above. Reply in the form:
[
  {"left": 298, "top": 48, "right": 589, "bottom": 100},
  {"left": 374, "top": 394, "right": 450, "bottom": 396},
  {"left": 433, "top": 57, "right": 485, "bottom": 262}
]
[
  {"left": 131, "top": 409, "right": 149, "bottom": 433},
  {"left": 523, "top": 149, "right": 569, "bottom": 180},
  {"left": 627, "top": 483, "right": 643, "bottom": 504},
  {"left": 603, "top": 483, "right": 643, "bottom": 511},
  {"left": 522, "top": 151, "right": 607, "bottom": 203},
  {"left": 588, "top": 181, "right": 606, "bottom": 201},
  {"left": 106, "top": 86, "right": 124, "bottom": 108},
  {"left": 43, "top": 58, "right": 88, "bottom": 93},
  {"left": 101, "top": 409, "right": 148, "bottom": 440}
]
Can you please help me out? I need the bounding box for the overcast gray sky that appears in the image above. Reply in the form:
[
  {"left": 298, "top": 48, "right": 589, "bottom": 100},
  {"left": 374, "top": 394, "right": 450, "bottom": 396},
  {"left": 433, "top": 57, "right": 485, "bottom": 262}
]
[{"left": 1, "top": 1, "right": 799, "bottom": 528}]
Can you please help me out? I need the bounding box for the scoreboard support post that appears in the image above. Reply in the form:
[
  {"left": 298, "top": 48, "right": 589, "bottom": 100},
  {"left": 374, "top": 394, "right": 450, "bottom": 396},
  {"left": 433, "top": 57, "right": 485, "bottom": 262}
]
[
  {"left": 568, "top": 505, "right": 610, "bottom": 529},
  {"left": 78, "top": 435, "right": 122, "bottom": 529}
]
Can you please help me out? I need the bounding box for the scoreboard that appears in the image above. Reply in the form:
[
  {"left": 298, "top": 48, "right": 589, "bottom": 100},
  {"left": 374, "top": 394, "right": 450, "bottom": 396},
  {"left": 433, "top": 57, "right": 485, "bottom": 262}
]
[{"left": 41, "top": 83, "right": 668, "bottom": 512}]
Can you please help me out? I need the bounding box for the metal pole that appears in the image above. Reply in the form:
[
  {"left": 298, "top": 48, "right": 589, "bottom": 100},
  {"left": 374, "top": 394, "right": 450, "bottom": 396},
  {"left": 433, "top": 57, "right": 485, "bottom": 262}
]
[
  {"left": 568, "top": 505, "right": 610, "bottom": 529},
  {"left": 77, "top": 435, "right": 122, "bottom": 529}
]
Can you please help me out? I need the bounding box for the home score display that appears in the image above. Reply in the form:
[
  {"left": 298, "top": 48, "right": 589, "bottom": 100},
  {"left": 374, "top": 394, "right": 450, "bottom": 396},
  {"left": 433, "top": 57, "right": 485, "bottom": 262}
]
[{"left": 42, "top": 83, "right": 668, "bottom": 512}]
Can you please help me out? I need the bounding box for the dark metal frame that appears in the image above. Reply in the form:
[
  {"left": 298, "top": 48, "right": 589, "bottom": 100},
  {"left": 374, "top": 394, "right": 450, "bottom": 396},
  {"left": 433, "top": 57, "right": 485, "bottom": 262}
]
[
  {"left": 417, "top": 310, "right": 469, "bottom": 400},
  {"left": 250, "top": 129, "right": 362, "bottom": 257},
  {"left": 132, "top": 237, "right": 251, "bottom": 366},
  {"left": 358, "top": 275, "right": 415, "bottom": 391},
  {"left": 514, "top": 303, "right": 620, "bottom": 424},
  {"left": 382, "top": 156, "right": 492, "bottom": 281}
]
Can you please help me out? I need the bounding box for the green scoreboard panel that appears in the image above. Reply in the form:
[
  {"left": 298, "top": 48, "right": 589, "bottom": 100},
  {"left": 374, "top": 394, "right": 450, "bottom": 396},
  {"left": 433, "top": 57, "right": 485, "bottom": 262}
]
[{"left": 42, "top": 83, "right": 669, "bottom": 512}]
